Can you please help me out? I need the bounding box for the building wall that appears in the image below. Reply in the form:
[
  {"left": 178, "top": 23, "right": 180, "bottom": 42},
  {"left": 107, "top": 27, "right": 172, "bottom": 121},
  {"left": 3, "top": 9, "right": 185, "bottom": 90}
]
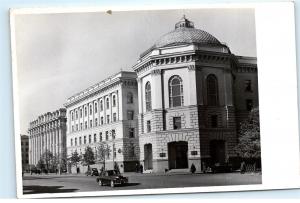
[
  {"left": 65, "top": 71, "right": 139, "bottom": 173},
  {"left": 21, "top": 135, "right": 29, "bottom": 171}
]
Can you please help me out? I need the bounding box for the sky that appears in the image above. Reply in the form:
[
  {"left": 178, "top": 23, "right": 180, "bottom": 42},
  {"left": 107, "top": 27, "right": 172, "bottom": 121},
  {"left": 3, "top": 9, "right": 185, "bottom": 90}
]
[{"left": 14, "top": 8, "right": 256, "bottom": 134}]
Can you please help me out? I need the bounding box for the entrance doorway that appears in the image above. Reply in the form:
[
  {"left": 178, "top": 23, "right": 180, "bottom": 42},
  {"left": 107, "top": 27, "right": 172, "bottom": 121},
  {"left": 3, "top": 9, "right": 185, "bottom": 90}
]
[
  {"left": 168, "top": 141, "right": 188, "bottom": 169},
  {"left": 210, "top": 140, "right": 226, "bottom": 164},
  {"left": 144, "top": 144, "right": 153, "bottom": 170}
]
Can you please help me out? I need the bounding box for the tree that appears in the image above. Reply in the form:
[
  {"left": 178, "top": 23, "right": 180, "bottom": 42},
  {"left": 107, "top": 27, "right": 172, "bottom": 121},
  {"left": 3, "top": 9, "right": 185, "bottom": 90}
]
[
  {"left": 70, "top": 151, "right": 81, "bottom": 171},
  {"left": 82, "top": 146, "right": 95, "bottom": 171},
  {"left": 41, "top": 150, "right": 54, "bottom": 171},
  {"left": 97, "top": 143, "right": 111, "bottom": 170},
  {"left": 234, "top": 107, "right": 261, "bottom": 160},
  {"left": 36, "top": 158, "right": 45, "bottom": 170}
]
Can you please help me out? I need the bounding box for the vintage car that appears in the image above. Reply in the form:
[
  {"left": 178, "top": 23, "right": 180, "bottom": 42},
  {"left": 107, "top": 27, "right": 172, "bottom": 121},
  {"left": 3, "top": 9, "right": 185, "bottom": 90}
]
[
  {"left": 96, "top": 170, "right": 128, "bottom": 187},
  {"left": 86, "top": 168, "right": 99, "bottom": 176},
  {"left": 210, "top": 162, "right": 233, "bottom": 173}
]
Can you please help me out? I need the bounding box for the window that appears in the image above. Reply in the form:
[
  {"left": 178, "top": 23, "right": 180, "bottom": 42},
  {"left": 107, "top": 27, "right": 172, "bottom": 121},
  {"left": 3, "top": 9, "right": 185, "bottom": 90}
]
[
  {"left": 90, "top": 120, "right": 93, "bottom": 128},
  {"left": 94, "top": 134, "right": 97, "bottom": 143},
  {"left": 113, "top": 113, "right": 117, "bottom": 122},
  {"left": 245, "top": 80, "right": 252, "bottom": 92},
  {"left": 173, "top": 117, "right": 181, "bottom": 130},
  {"left": 84, "top": 107, "right": 87, "bottom": 117},
  {"left": 211, "top": 115, "right": 218, "bottom": 128},
  {"left": 71, "top": 112, "right": 74, "bottom": 121},
  {"left": 145, "top": 82, "right": 152, "bottom": 111},
  {"left": 75, "top": 111, "right": 78, "bottom": 119},
  {"left": 106, "top": 98, "right": 110, "bottom": 109},
  {"left": 246, "top": 99, "right": 253, "bottom": 111},
  {"left": 76, "top": 124, "right": 78, "bottom": 131},
  {"left": 113, "top": 95, "right": 116, "bottom": 107},
  {"left": 169, "top": 75, "right": 184, "bottom": 107},
  {"left": 89, "top": 105, "right": 93, "bottom": 115},
  {"left": 89, "top": 135, "right": 91, "bottom": 144},
  {"left": 127, "top": 92, "right": 133, "bottom": 104},
  {"left": 207, "top": 74, "right": 219, "bottom": 106},
  {"left": 105, "top": 131, "right": 109, "bottom": 141},
  {"left": 95, "top": 103, "right": 98, "bottom": 113},
  {"left": 112, "top": 130, "right": 116, "bottom": 139},
  {"left": 79, "top": 137, "right": 82, "bottom": 145},
  {"left": 100, "top": 117, "right": 104, "bottom": 125},
  {"left": 80, "top": 123, "right": 83, "bottom": 130},
  {"left": 80, "top": 109, "right": 83, "bottom": 118},
  {"left": 71, "top": 125, "right": 74, "bottom": 132},
  {"left": 99, "top": 132, "right": 102, "bottom": 142},
  {"left": 75, "top": 138, "right": 77, "bottom": 146},
  {"left": 71, "top": 138, "right": 73, "bottom": 146},
  {"left": 113, "top": 144, "right": 116, "bottom": 158},
  {"left": 100, "top": 100, "right": 103, "bottom": 111},
  {"left": 147, "top": 120, "right": 151, "bottom": 133},
  {"left": 129, "top": 128, "right": 134, "bottom": 138},
  {"left": 95, "top": 118, "right": 98, "bottom": 126},
  {"left": 85, "top": 121, "right": 87, "bottom": 129},
  {"left": 107, "top": 115, "right": 110, "bottom": 124},
  {"left": 127, "top": 110, "right": 134, "bottom": 120},
  {"left": 84, "top": 136, "right": 87, "bottom": 144}
]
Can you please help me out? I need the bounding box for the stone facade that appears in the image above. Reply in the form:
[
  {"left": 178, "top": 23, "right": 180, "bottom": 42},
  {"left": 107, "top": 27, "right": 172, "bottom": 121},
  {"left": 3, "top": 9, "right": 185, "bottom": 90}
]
[
  {"left": 132, "top": 16, "right": 259, "bottom": 172},
  {"left": 64, "top": 71, "right": 139, "bottom": 173},
  {"left": 28, "top": 108, "right": 67, "bottom": 168}
]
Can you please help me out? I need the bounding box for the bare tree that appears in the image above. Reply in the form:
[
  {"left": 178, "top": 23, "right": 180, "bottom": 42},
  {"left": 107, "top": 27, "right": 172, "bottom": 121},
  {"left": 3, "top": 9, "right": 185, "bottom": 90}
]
[{"left": 97, "top": 143, "right": 111, "bottom": 171}]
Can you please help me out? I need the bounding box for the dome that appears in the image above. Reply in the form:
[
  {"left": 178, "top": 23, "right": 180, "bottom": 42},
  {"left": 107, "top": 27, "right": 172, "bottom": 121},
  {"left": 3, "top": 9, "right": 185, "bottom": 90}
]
[{"left": 154, "top": 16, "right": 221, "bottom": 48}]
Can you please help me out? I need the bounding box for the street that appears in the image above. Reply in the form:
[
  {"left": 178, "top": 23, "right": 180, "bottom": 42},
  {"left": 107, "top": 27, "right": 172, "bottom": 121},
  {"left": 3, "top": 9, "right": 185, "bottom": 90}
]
[{"left": 23, "top": 172, "right": 262, "bottom": 194}]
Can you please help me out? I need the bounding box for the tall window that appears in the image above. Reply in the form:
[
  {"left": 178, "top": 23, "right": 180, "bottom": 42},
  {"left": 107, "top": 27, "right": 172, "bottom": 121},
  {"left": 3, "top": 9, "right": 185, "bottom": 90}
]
[
  {"left": 89, "top": 135, "right": 91, "bottom": 144},
  {"left": 147, "top": 120, "right": 151, "bottom": 133},
  {"left": 169, "top": 75, "right": 184, "bottom": 107},
  {"left": 84, "top": 136, "right": 86, "bottom": 144},
  {"left": 145, "top": 82, "right": 152, "bottom": 111},
  {"left": 106, "top": 98, "right": 110, "bottom": 109},
  {"left": 246, "top": 99, "right": 253, "bottom": 111},
  {"left": 100, "top": 100, "right": 103, "bottom": 111},
  {"left": 99, "top": 132, "right": 102, "bottom": 142},
  {"left": 127, "top": 110, "right": 134, "bottom": 120},
  {"left": 80, "top": 109, "right": 83, "bottom": 118},
  {"left": 112, "top": 130, "right": 116, "bottom": 140},
  {"left": 80, "top": 123, "right": 83, "bottom": 130},
  {"left": 84, "top": 107, "right": 87, "bottom": 117},
  {"left": 105, "top": 131, "right": 109, "bottom": 141},
  {"left": 89, "top": 105, "right": 93, "bottom": 115},
  {"left": 79, "top": 137, "right": 82, "bottom": 145},
  {"left": 107, "top": 115, "right": 110, "bottom": 124},
  {"left": 100, "top": 117, "right": 104, "bottom": 125},
  {"left": 245, "top": 80, "right": 252, "bottom": 92},
  {"left": 71, "top": 112, "right": 74, "bottom": 121},
  {"left": 207, "top": 74, "right": 218, "bottom": 106},
  {"left": 127, "top": 92, "right": 133, "bottom": 104},
  {"left": 94, "top": 103, "right": 98, "bottom": 113},
  {"left": 129, "top": 128, "right": 134, "bottom": 138},
  {"left": 90, "top": 120, "right": 92, "bottom": 128},
  {"left": 94, "top": 134, "right": 97, "bottom": 143},
  {"left": 211, "top": 115, "right": 218, "bottom": 128},
  {"left": 85, "top": 121, "right": 87, "bottom": 129},
  {"left": 75, "top": 138, "right": 77, "bottom": 146},
  {"left": 113, "top": 113, "right": 117, "bottom": 122},
  {"left": 112, "top": 95, "right": 116, "bottom": 107},
  {"left": 95, "top": 118, "right": 98, "bottom": 126},
  {"left": 173, "top": 117, "right": 181, "bottom": 130},
  {"left": 75, "top": 111, "right": 78, "bottom": 119},
  {"left": 71, "top": 138, "right": 73, "bottom": 146}
]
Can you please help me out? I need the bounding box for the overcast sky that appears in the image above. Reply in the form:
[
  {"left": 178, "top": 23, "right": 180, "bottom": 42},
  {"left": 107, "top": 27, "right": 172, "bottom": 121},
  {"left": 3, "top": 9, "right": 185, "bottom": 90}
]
[{"left": 14, "top": 8, "right": 256, "bottom": 134}]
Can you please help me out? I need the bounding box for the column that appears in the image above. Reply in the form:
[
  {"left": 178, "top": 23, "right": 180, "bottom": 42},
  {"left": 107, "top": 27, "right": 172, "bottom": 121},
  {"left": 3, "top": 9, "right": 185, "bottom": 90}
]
[{"left": 151, "top": 69, "right": 163, "bottom": 109}]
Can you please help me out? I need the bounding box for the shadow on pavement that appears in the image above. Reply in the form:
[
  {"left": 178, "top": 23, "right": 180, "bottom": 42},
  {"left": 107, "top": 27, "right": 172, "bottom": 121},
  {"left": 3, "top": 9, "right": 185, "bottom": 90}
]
[{"left": 23, "top": 185, "right": 78, "bottom": 194}]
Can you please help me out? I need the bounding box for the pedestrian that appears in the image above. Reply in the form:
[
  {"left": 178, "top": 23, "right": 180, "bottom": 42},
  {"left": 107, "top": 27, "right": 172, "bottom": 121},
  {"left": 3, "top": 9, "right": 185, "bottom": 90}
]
[
  {"left": 139, "top": 164, "right": 143, "bottom": 173},
  {"left": 55, "top": 168, "right": 58, "bottom": 174},
  {"left": 190, "top": 163, "right": 196, "bottom": 174},
  {"left": 240, "top": 161, "right": 246, "bottom": 174},
  {"left": 76, "top": 167, "right": 79, "bottom": 174},
  {"left": 135, "top": 163, "right": 139, "bottom": 173}
]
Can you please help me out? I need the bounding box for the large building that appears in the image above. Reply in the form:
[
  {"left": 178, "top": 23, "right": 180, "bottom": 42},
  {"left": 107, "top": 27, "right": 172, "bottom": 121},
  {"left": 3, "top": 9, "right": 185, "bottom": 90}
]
[
  {"left": 21, "top": 134, "right": 29, "bottom": 171},
  {"left": 64, "top": 71, "right": 139, "bottom": 173},
  {"left": 28, "top": 108, "right": 67, "bottom": 169},
  {"left": 131, "top": 16, "right": 258, "bottom": 172}
]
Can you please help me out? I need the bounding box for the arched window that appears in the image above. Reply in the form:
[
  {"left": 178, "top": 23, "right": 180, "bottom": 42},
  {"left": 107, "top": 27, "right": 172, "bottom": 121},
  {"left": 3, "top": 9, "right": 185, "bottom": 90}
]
[
  {"left": 100, "top": 100, "right": 103, "bottom": 111},
  {"left": 106, "top": 98, "right": 110, "bottom": 109},
  {"left": 112, "top": 95, "right": 116, "bottom": 107},
  {"left": 145, "top": 82, "right": 152, "bottom": 111},
  {"left": 84, "top": 107, "right": 87, "bottom": 117},
  {"left": 71, "top": 112, "right": 74, "bottom": 121},
  {"left": 94, "top": 103, "right": 98, "bottom": 113},
  {"left": 75, "top": 110, "right": 78, "bottom": 119},
  {"left": 127, "top": 92, "right": 133, "bottom": 104},
  {"left": 169, "top": 76, "right": 184, "bottom": 107},
  {"left": 207, "top": 74, "right": 219, "bottom": 106},
  {"left": 89, "top": 104, "right": 93, "bottom": 115}
]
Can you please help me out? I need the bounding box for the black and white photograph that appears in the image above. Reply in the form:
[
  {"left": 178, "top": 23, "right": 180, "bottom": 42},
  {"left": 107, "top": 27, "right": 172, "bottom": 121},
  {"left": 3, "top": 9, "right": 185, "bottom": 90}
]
[{"left": 12, "top": 4, "right": 286, "bottom": 198}]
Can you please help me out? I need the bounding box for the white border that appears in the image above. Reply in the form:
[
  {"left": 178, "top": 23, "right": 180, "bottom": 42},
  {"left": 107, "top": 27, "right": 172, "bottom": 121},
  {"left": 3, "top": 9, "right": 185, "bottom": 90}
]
[{"left": 10, "top": 2, "right": 300, "bottom": 199}]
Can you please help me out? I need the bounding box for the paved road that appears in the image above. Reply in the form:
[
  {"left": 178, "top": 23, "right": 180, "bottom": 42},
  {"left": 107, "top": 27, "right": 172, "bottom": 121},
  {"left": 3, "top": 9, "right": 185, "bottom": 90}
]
[{"left": 23, "top": 172, "right": 262, "bottom": 194}]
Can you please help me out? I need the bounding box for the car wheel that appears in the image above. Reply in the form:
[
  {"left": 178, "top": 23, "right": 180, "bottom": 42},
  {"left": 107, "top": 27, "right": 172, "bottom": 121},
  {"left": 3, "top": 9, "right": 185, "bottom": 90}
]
[
  {"left": 110, "top": 180, "right": 114, "bottom": 188},
  {"left": 98, "top": 180, "right": 103, "bottom": 186}
]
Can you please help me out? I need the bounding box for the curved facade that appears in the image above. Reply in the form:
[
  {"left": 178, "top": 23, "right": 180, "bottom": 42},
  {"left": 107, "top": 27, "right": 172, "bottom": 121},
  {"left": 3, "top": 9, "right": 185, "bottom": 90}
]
[{"left": 132, "top": 16, "right": 258, "bottom": 172}]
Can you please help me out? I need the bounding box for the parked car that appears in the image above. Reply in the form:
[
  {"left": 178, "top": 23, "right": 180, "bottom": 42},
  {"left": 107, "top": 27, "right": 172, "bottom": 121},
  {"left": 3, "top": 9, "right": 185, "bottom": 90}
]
[
  {"left": 211, "top": 162, "right": 233, "bottom": 173},
  {"left": 86, "top": 168, "right": 99, "bottom": 176},
  {"left": 96, "top": 170, "right": 128, "bottom": 187}
]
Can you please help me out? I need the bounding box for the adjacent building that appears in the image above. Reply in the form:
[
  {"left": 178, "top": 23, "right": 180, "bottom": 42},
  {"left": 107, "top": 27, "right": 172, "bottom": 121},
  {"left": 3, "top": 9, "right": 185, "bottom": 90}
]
[
  {"left": 21, "top": 134, "right": 29, "bottom": 171},
  {"left": 64, "top": 71, "right": 139, "bottom": 173},
  {"left": 28, "top": 108, "right": 67, "bottom": 168},
  {"left": 131, "top": 16, "right": 258, "bottom": 172}
]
